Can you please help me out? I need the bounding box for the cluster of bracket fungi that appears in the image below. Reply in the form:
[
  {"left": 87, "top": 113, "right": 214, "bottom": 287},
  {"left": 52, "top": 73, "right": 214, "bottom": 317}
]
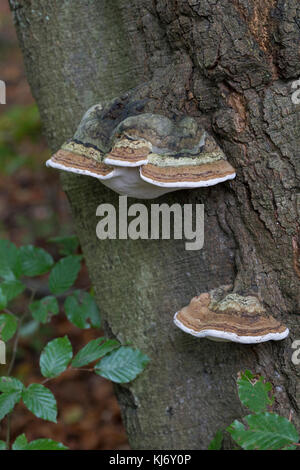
[
  {"left": 47, "top": 100, "right": 236, "bottom": 199},
  {"left": 47, "top": 95, "right": 289, "bottom": 345}
]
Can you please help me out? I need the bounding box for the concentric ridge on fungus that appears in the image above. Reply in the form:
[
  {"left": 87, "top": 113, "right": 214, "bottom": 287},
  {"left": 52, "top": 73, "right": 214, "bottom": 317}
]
[
  {"left": 174, "top": 288, "right": 289, "bottom": 343},
  {"left": 50, "top": 150, "right": 115, "bottom": 179},
  {"left": 46, "top": 101, "right": 236, "bottom": 199}
]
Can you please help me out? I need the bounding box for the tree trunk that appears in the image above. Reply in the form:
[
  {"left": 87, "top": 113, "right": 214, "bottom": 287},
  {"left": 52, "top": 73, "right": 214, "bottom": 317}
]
[{"left": 9, "top": 0, "right": 300, "bottom": 449}]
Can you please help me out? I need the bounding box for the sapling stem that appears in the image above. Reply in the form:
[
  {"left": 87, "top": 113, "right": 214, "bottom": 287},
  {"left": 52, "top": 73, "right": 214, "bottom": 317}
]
[{"left": 5, "top": 289, "right": 36, "bottom": 449}]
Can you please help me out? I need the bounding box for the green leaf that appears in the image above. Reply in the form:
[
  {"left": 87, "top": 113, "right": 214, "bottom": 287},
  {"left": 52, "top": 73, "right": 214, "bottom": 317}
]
[
  {"left": 227, "top": 412, "right": 299, "bottom": 450},
  {"left": 0, "top": 289, "right": 7, "bottom": 310},
  {"left": 0, "top": 378, "right": 23, "bottom": 421},
  {"left": 0, "top": 239, "right": 21, "bottom": 280},
  {"left": 0, "top": 377, "right": 24, "bottom": 393},
  {"left": 40, "top": 336, "right": 73, "bottom": 378},
  {"left": 20, "top": 245, "right": 54, "bottom": 277},
  {"left": 22, "top": 384, "right": 57, "bottom": 423},
  {"left": 94, "top": 346, "right": 150, "bottom": 383},
  {"left": 49, "top": 255, "right": 81, "bottom": 295},
  {"left": 0, "top": 313, "right": 18, "bottom": 341},
  {"left": 48, "top": 235, "right": 79, "bottom": 256},
  {"left": 13, "top": 434, "right": 68, "bottom": 450},
  {"left": 64, "top": 292, "right": 88, "bottom": 329},
  {"left": 0, "top": 440, "right": 6, "bottom": 450},
  {"left": 0, "top": 280, "right": 25, "bottom": 302},
  {"left": 0, "top": 392, "right": 22, "bottom": 420},
  {"left": 64, "top": 291, "right": 100, "bottom": 329},
  {"left": 29, "top": 296, "right": 59, "bottom": 324},
  {"left": 81, "top": 291, "right": 101, "bottom": 328},
  {"left": 208, "top": 430, "right": 223, "bottom": 450},
  {"left": 72, "top": 338, "right": 120, "bottom": 368},
  {"left": 23, "top": 439, "right": 68, "bottom": 450},
  {"left": 237, "top": 370, "right": 273, "bottom": 413},
  {"left": 12, "top": 434, "right": 28, "bottom": 450},
  {"left": 1, "top": 104, "right": 41, "bottom": 143}
]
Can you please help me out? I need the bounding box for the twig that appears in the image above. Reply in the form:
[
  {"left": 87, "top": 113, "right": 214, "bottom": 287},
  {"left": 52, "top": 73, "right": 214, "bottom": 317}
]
[
  {"left": 5, "top": 415, "right": 11, "bottom": 450},
  {"left": 41, "top": 367, "right": 94, "bottom": 385},
  {"left": 6, "top": 310, "right": 28, "bottom": 377},
  {"left": 5, "top": 289, "right": 36, "bottom": 449},
  {"left": 3, "top": 308, "right": 15, "bottom": 316}
]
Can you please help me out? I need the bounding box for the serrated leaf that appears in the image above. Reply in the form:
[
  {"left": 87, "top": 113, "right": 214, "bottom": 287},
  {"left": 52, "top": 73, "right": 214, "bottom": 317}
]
[
  {"left": 64, "top": 291, "right": 100, "bottom": 329},
  {"left": 0, "top": 392, "right": 22, "bottom": 420},
  {"left": 64, "top": 292, "right": 88, "bottom": 329},
  {"left": 0, "top": 313, "right": 17, "bottom": 341},
  {"left": 0, "top": 378, "right": 23, "bottom": 420},
  {"left": 23, "top": 438, "right": 68, "bottom": 450},
  {"left": 227, "top": 412, "right": 299, "bottom": 450},
  {"left": 72, "top": 338, "right": 120, "bottom": 368},
  {"left": 22, "top": 384, "right": 57, "bottom": 423},
  {"left": 40, "top": 336, "right": 73, "bottom": 378},
  {"left": 48, "top": 235, "right": 79, "bottom": 256},
  {"left": 0, "top": 280, "right": 25, "bottom": 303},
  {"left": 12, "top": 434, "right": 28, "bottom": 450},
  {"left": 94, "top": 346, "right": 150, "bottom": 383},
  {"left": 237, "top": 370, "right": 273, "bottom": 413},
  {"left": 49, "top": 256, "right": 81, "bottom": 295},
  {"left": 82, "top": 291, "right": 101, "bottom": 328},
  {"left": 208, "top": 430, "right": 223, "bottom": 450},
  {"left": 29, "top": 296, "right": 59, "bottom": 324},
  {"left": 0, "top": 239, "right": 21, "bottom": 280},
  {"left": 282, "top": 444, "right": 298, "bottom": 450},
  {"left": 19, "top": 245, "right": 54, "bottom": 277},
  {"left": 0, "top": 377, "right": 24, "bottom": 393},
  {"left": 13, "top": 434, "right": 67, "bottom": 450},
  {"left": 0, "top": 440, "right": 6, "bottom": 450}
]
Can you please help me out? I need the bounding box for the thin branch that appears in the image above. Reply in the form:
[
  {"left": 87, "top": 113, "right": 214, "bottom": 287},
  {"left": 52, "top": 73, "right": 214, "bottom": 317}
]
[
  {"left": 5, "top": 289, "right": 36, "bottom": 448},
  {"left": 5, "top": 415, "right": 11, "bottom": 450},
  {"left": 41, "top": 366, "right": 94, "bottom": 385},
  {"left": 3, "top": 308, "right": 15, "bottom": 316},
  {"left": 6, "top": 310, "right": 27, "bottom": 377}
]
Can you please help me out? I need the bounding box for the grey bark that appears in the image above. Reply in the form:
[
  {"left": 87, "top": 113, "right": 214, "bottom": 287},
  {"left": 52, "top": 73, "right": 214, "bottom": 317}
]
[{"left": 9, "top": 0, "right": 300, "bottom": 449}]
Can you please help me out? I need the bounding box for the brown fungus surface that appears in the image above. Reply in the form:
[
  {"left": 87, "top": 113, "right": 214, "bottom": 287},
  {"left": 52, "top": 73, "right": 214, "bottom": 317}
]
[
  {"left": 49, "top": 149, "right": 115, "bottom": 180},
  {"left": 174, "top": 288, "right": 289, "bottom": 344}
]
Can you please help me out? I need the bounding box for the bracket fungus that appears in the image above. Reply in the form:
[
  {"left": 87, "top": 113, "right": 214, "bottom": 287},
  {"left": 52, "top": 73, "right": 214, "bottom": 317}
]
[
  {"left": 174, "top": 288, "right": 289, "bottom": 344},
  {"left": 46, "top": 102, "right": 236, "bottom": 199}
]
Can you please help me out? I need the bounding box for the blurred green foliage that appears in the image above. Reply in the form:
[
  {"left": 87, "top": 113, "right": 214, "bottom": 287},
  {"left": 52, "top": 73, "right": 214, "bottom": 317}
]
[
  {"left": 0, "top": 104, "right": 43, "bottom": 175},
  {"left": 0, "top": 104, "right": 41, "bottom": 141}
]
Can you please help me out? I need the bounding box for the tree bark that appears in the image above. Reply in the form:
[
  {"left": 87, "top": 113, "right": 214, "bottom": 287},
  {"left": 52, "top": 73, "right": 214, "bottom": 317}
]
[{"left": 9, "top": 0, "right": 300, "bottom": 449}]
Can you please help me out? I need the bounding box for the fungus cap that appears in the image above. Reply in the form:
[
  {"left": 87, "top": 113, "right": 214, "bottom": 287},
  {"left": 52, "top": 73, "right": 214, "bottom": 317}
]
[
  {"left": 48, "top": 149, "right": 115, "bottom": 180},
  {"left": 103, "top": 137, "right": 151, "bottom": 167},
  {"left": 174, "top": 290, "right": 289, "bottom": 344}
]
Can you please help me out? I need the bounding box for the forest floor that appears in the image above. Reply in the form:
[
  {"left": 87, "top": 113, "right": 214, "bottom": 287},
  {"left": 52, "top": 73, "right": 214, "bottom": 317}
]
[{"left": 0, "top": 1, "right": 128, "bottom": 450}]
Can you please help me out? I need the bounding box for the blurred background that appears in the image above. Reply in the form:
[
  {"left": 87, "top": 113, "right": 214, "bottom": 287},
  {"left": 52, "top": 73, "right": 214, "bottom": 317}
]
[{"left": 0, "top": 1, "right": 128, "bottom": 450}]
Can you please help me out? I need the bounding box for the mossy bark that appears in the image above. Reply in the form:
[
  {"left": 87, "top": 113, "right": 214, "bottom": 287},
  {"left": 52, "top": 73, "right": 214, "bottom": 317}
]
[{"left": 9, "top": 0, "right": 300, "bottom": 449}]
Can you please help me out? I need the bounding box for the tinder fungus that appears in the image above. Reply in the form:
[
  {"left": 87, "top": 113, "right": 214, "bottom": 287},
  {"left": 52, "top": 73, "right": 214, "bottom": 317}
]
[
  {"left": 46, "top": 102, "right": 236, "bottom": 199},
  {"left": 174, "top": 288, "right": 289, "bottom": 344}
]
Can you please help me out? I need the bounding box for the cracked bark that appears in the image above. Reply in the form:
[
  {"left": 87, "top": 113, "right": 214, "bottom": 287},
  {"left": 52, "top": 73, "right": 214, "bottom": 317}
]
[{"left": 9, "top": 0, "right": 300, "bottom": 449}]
